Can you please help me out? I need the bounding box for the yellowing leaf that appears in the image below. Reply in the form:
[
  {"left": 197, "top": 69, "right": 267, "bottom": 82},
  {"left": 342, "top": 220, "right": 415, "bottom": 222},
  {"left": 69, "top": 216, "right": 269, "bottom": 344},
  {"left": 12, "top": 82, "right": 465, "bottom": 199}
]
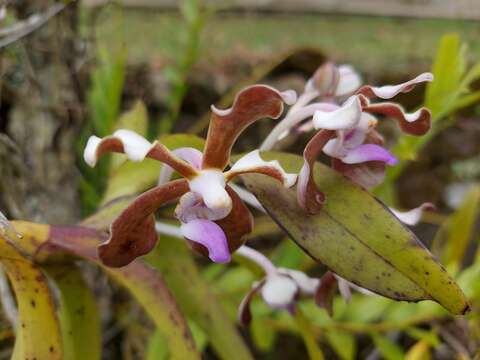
[
  {"left": 242, "top": 152, "right": 469, "bottom": 315},
  {"left": 10, "top": 222, "right": 200, "bottom": 360},
  {"left": 405, "top": 340, "right": 431, "bottom": 360},
  {"left": 0, "top": 237, "right": 63, "bottom": 360}
]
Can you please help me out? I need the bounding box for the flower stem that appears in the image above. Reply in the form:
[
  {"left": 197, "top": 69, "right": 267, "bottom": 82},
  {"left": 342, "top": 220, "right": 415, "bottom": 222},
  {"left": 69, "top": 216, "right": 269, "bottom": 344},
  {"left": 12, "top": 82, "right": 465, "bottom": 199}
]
[{"left": 235, "top": 246, "right": 277, "bottom": 277}]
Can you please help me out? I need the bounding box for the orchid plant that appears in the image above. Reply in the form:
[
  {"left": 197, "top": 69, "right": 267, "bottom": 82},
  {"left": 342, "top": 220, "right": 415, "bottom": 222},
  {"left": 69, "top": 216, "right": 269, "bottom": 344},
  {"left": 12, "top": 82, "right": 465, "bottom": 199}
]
[
  {"left": 0, "top": 55, "right": 472, "bottom": 359},
  {"left": 81, "top": 60, "right": 459, "bottom": 328}
]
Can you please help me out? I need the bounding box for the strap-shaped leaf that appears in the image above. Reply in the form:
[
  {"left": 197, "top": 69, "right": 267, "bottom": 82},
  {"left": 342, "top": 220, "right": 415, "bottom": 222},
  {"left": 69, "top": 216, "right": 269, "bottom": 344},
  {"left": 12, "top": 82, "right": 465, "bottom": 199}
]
[
  {"left": 241, "top": 152, "right": 468, "bottom": 315},
  {"left": 0, "top": 237, "right": 63, "bottom": 360},
  {"left": 10, "top": 222, "right": 200, "bottom": 360},
  {"left": 46, "top": 265, "right": 101, "bottom": 360}
]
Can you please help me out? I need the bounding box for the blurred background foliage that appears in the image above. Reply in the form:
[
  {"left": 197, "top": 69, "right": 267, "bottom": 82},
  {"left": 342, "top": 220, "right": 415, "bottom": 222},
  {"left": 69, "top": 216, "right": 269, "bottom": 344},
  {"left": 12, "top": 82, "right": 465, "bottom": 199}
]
[{"left": 0, "top": 0, "right": 479, "bottom": 359}]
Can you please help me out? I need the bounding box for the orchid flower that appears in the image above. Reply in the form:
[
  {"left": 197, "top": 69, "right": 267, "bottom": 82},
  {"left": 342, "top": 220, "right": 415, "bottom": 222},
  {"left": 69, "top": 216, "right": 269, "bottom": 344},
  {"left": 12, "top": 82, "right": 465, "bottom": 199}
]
[
  {"left": 83, "top": 85, "right": 298, "bottom": 267},
  {"left": 236, "top": 246, "right": 319, "bottom": 326},
  {"left": 297, "top": 71, "right": 434, "bottom": 214},
  {"left": 260, "top": 62, "right": 362, "bottom": 150}
]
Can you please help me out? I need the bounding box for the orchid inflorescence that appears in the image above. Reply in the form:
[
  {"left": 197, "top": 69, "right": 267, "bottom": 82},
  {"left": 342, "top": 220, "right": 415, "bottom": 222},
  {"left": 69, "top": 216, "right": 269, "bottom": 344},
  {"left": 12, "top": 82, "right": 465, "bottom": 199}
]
[{"left": 84, "top": 61, "right": 435, "bottom": 321}]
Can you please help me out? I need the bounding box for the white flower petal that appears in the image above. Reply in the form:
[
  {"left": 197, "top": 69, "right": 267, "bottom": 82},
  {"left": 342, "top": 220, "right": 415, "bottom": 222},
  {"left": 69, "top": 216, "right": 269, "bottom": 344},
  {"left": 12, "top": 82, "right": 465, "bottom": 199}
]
[
  {"left": 112, "top": 129, "right": 154, "bottom": 162},
  {"left": 280, "top": 90, "right": 298, "bottom": 106},
  {"left": 228, "top": 150, "right": 297, "bottom": 188},
  {"left": 362, "top": 72, "right": 433, "bottom": 99},
  {"left": 188, "top": 170, "right": 232, "bottom": 213},
  {"left": 83, "top": 129, "right": 155, "bottom": 167},
  {"left": 312, "top": 95, "right": 362, "bottom": 130},
  {"left": 335, "top": 64, "right": 362, "bottom": 97},
  {"left": 261, "top": 275, "right": 298, "bottom": 308},
  {"left": 83, "top": 136, "right": 102, "bottom": 167},
  {"left": 390, "top": 203, "right": 434, "bottom": 226},
  {"left": 278, "top": 268, "right": 319, "bottom": 295}
]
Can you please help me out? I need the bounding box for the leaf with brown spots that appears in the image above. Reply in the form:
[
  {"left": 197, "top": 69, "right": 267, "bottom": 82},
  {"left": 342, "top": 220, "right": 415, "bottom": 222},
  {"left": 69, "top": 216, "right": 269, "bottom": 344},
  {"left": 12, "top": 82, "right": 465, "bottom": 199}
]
[
  {"left": 0, "top": 236, "right": 63, "bottom": 360},
  {"left": 242, "top": 152, "right": 469, "bottom": 315},
  {"left": 10, "top": 222, "right": 200, "bottom": 360}
]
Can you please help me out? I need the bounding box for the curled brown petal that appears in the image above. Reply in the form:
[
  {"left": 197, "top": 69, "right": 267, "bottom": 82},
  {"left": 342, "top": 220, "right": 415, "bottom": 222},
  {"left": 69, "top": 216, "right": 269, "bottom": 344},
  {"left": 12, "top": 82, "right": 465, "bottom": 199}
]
[
  {"left": 188, "top": 186, "right": 254, "bottom": 258},
  {"left": 314, "top": 271, "right": 338, "bottom": 316},
  {"left": 84, "top": 131, "right": 198, "bottom": 179},
  {"left": 202, "top": 85, "right": 294, "bottom": 170},
  {"left": 297, "top": 130, "right": 336, "bottom": 214},
  {"left": 99, "top": 179, "right": 190, "bottom": 267},
  {"left": 238, "top": 279, "right": 266, "bottom": 326},
  {"left": 360, "top": 96, "right": 431, "bottom": 136}
]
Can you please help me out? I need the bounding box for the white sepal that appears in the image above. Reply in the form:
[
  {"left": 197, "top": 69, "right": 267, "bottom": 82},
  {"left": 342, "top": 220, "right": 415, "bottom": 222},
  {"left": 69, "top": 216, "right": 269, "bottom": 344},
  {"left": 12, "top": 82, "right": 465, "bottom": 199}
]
[{"left": 313, "top": 95, "right": 362, "bottom": 130}]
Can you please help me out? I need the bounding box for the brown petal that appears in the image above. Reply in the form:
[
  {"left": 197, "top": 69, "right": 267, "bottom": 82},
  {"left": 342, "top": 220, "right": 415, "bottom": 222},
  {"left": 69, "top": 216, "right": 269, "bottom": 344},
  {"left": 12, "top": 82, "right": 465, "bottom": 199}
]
[
  {"left": 332, "top": 158, "right": 386, "bottom": 189},
  {"left": 238, "top": 279, "right": 266, "bottom": 326},
  {"left": 99, "top": 179, "right": 190, "bottom": 267},
  {"left": 148, "top": 142, "right": 198, "bottom": 178},
  {"left": 188, "top": 186, "right": 254, "bottom": 257},
  {"left": 85, "top": 132, "right": 198, "bottom": 178},
  {"left": 361, "top": 97, "right": 431, "bottom": 136},
  {"left": 297, "top": 130, "right": 336, "bottom": 214},
  {"left": 314, "top": 271, "right": 338, "bottom": 316},
  {"left": 202, "top": 85, "right": 292, "bottom": 170}
]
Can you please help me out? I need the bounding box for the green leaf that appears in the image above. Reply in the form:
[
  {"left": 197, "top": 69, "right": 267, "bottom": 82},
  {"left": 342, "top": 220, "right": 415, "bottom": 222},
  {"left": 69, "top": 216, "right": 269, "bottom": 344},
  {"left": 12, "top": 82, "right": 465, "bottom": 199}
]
[
  {"left": 102, "top": 134, "right": 205, "bottom": 203},
  {"left": 147, "top": 236, "right": 254, "bottom": 360},
  {"left": 87, "top": 46, "right": 126, "bottom": 137},
  {"left": 251, "top": 317, "right": 277, "bottom": 351},
  {"left": 0, "top": 237, "right": 63, "bottom": 360},
  {"left": 432, "top": 186, "right": 480, "bottom": 271},
  {"left": 371, "top": 334, "right": 405, "bottom": 360},
  {"left": 146, "top": 330, "right": 169, "bottom": 360},
  {"left": 242, "top": 152, "right": 469, "bottom": 315},
  {"left": 425, "top": 33, "right": 465, "bottom": 118},
  {"left": 406, "top": 328, "right": 439, "bottom": 347},
  {"left": 47, "top": 265, "right": 101, "bottom": 360},
  {"left": 325, "top": 330, "right": 356, "bottom": 360}
]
